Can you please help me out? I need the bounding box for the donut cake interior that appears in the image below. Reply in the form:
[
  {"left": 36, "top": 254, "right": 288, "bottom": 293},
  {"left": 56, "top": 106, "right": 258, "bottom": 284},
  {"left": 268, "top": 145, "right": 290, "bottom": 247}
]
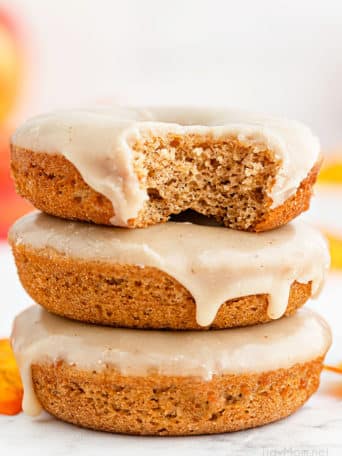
[{"left": 11, "top": 106, "right": 320, "bottom": 230}]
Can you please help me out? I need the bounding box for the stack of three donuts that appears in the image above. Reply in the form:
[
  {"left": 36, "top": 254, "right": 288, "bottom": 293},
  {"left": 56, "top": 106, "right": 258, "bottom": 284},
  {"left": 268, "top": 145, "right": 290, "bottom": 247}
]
[{"left": 9, "top": 107, "right": 331, "bottom": 435}]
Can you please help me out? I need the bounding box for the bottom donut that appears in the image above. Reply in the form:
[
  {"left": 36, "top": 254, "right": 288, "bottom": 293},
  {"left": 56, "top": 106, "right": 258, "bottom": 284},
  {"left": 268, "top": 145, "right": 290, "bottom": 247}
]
[
  {"left": 32, "top": 359, "right": 323, "bottom": 435},
  {"left": 11, "top": 307, "right": 331, "bottom": 435}
]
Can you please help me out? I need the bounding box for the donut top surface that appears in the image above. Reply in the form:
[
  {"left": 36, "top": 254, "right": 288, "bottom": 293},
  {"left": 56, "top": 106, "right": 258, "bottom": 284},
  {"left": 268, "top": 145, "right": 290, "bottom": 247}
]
[
  {"left": 9, "top": 212, "right": 330, "bottom": 327},
  {"left": 11, "top": 106, "right": 320, "bottom": 226},
  {"left": 11, "top": 306, "right": 331, "bottom": 416}
]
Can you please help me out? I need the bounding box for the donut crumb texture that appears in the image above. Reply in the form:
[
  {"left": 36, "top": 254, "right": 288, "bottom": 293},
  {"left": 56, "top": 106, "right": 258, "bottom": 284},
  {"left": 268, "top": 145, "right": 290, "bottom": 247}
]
[
  {"left": 10, "top": 136, "right": 320, "bottom": 230},
  {"left": 31, "top": 358, "right": 323, "bottom": 435}
]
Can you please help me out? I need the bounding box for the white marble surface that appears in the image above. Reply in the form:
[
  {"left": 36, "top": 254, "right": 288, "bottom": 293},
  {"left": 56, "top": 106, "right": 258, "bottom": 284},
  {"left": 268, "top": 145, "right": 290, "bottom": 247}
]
[{"left": 1, "top": 183, "right": 342, "bottom": 456}]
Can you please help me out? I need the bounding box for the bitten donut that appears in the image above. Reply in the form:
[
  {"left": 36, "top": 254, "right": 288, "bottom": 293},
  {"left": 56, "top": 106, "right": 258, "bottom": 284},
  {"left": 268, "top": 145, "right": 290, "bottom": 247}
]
[
  {"left": 11, "top": 106, "right": 321, "bottom": 231},
  {"left": 11, "top": 306, "right": 331, "bottom": 435},
  {"left": 9, "top": 212, "right": 329, "bottom": 329}
]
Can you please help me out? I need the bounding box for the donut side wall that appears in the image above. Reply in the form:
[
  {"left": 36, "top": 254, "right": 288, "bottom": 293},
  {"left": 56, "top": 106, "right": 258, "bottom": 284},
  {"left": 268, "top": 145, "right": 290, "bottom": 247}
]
[
  {"left": 11, "top": 243, "right": 312, "bottom": 329},
  {"left": 31, "top": 358, "right": 323, "bottom": 435}
]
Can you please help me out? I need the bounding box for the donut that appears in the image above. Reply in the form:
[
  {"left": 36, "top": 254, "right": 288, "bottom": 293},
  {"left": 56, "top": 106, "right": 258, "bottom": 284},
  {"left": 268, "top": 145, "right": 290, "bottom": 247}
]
[
  {"left": 11, "top": 106, "right": 321, "bottom": 231},
  {"left": 9, "top": 212, "right": 329, "bottom": 329},
  {"left": 11, "top": 306, "right": 331, "bottom": 435}
]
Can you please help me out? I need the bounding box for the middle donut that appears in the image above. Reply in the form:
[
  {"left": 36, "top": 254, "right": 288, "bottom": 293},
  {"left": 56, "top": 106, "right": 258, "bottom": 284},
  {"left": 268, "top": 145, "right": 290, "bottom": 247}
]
[{"left": 9, "top": 211, "right": 329, "bottom": 330}]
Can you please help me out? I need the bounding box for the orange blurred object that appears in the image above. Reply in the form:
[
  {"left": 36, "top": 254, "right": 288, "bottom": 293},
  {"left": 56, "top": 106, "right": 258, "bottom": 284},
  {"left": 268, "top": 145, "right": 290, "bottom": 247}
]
[
  {"left": 325, "top": 232, "right": 342, "bottom": 271},
  {"left": 324, "top": 363, "right": 342, "bottom": 375},
  {"left": 0, "top": 9, "right": 22, "bottom": 123},
  {"left": 0, "top": 339, "right": 23, "bottom": 415},
  {"left": 0, "top": 129, "right": 32, "bottom": 239},
  {"left": 0, "top": 8, "right": 30, "bottom": 239},
  {"left": 318, "top": 154, "right": 342, "bottom": 185}
]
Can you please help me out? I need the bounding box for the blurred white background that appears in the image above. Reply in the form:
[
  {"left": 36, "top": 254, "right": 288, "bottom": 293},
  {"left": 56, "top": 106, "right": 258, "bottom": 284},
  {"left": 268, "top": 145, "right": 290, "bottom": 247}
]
[
  {"left": 3, "top": 0, "right": 342, "bottom": 148},
  {"left": 1, "top": 3, "right": 342, "bottom": 451}
]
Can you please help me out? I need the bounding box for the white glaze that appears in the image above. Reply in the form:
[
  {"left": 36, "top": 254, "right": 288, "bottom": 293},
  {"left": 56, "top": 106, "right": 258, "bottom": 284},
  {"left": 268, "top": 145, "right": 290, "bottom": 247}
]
[
  {"left": 11, "top": 306, "right": 332, "bottom": 416},
  {"left": 9, "top": 212, "right": 330, "bottom": 327},
  {"left": 11, "top": 106, "right": 320, "bottom": 226}
]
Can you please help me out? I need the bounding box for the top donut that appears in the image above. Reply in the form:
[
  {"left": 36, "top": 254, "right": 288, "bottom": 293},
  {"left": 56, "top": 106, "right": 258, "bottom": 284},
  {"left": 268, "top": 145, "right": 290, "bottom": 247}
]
[{"left": 10, "top": 106, "right": 321, "bottom": 230}]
